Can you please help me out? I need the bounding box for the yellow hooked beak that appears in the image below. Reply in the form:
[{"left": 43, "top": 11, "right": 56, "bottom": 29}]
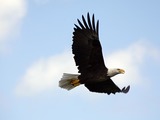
[{"left": 118, "top": 69, "right": 125, "bottom": 74}]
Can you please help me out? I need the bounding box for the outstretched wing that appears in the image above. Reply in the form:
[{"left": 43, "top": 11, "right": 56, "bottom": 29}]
[
  {"left": 72, "top": 13, "right": 107, "bottom": 74},
  {"left": 85, "top": 78, "right": 130, "bottom": 94}
]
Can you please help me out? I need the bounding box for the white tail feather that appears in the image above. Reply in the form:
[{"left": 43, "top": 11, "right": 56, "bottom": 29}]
[{"left": 59, "top": 73, "right": 79, "bottom": 90}]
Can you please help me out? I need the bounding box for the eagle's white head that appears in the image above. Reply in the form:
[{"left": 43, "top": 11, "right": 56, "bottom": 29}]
[{"left": 107, "top": 68, "right": 125, "bottom": 77}]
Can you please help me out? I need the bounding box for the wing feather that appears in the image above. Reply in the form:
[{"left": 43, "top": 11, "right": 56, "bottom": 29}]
[
  {"left": 87, "top": 13, "right": 93, "bottom": 30},
  {"left": 82, "top": 15, "right": 89, "bottom": 29},
  {"left": 96, "top": 20, "right": 99, "bottom": 36},
  {"left": 72, "top": 13, "right": 107, "bottom": 74},
  {"left": 77, "top": 19, "right": 85, "bottom": 29},
  {"left": 92, "top": 14, "right": 96, "bottom": 32},
  {"left": 85, "top": 78, "right": 130, "bottom": 94}
]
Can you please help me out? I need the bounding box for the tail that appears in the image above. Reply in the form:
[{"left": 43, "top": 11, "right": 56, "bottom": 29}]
[{"left": 59, "top": 73, "right": 80, "bottom": 90}]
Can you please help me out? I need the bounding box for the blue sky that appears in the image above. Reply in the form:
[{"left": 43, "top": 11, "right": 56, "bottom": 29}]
[{"left": 1, "top": 0, "right": 160, "bottom": 120}]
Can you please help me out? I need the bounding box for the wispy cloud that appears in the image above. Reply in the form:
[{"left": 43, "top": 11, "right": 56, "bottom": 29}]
[
  {"left": 106, "top": 40, "right": 159, "bottom": 87},
  {"left": 15, "top": 40, "right": 160, "bottom": 97},
  {"left": 0, "top": 0, "right": 27, "bottom": 53},
  {"left": 15, "top": 52, "right": 78, "bottom": 96}
]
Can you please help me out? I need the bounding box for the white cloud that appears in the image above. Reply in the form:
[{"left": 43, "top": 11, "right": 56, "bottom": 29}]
[
  {"left": 15, "top": 52, "right": 78, "bottom": 96},
  {"left": 0, "top": 0, "right": 27, "bottom": 53},
  {"left": 15, "top": 40, "right": 159, "bottom": 97},
  {"left": 107, "top": 40, "right": 160, "bottom": 87},
  {"left": 106, "top": 41, "right": 154, "bottom": 87},
  {"left": 106, "top": 41, "right": 160, "bottom": 87}
]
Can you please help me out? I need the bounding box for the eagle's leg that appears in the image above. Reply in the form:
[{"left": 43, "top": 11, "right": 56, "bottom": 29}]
[{"left": 71, "top": 79, "right": 80, "bottom": 86}]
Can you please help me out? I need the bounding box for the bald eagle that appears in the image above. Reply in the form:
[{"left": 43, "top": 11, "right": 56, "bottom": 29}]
[{"left": 59, "top": 13, "right": 130, "bottom": 94}]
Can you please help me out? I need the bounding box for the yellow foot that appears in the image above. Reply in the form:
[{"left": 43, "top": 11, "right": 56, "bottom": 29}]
[{"left": 71, "top": 79, "right": 80, "bottom": 87}]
